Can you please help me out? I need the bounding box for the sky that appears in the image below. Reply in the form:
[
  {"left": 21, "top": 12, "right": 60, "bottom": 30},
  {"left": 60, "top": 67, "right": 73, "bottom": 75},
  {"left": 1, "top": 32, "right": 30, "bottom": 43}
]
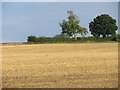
[
  {"left": 2, "top": 2, "right": 118, "bottom": 42},
  {"left": 1, "top": 0, "right": 120, "bottom": 2}
]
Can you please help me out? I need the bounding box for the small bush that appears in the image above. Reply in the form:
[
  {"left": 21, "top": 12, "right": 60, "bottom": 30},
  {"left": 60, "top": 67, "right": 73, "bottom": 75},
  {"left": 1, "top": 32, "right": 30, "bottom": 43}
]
[{"left": 27, "top": 36, "right": 37, "bottom": 43}]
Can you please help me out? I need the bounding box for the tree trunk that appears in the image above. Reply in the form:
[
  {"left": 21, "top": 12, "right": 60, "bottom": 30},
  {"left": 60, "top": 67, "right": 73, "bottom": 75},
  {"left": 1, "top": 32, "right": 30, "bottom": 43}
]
[
  {"left": 74, "top": 34, "right": 77, "bottom": 40},
  {"left": 103, "top": 35, "right": 106, "bottom": 38}
]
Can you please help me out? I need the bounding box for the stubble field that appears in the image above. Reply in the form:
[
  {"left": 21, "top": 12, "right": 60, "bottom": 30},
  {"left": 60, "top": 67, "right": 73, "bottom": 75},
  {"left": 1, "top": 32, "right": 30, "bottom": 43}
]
[{"left": 2, "top": 43, "right": 118, "bottom": 88}]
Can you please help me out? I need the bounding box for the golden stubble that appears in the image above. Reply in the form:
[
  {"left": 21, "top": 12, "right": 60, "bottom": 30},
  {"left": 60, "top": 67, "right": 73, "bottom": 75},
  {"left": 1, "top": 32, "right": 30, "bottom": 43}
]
[{"left": 2, "top": 43, "right": 118, "bottom": 88}]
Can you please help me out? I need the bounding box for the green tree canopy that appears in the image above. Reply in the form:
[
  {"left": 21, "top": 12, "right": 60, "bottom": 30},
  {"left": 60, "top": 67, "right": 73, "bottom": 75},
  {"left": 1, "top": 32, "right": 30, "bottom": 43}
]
[
  {"left": 89, "top": 14, "right": 118, "bottom": 38},
  {"left": 59, "top": 10, "right": 87, "bottom": 40}
]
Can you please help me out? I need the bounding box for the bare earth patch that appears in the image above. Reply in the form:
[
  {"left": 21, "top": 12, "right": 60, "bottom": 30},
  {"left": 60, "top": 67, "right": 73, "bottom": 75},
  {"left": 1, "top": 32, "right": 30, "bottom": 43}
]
[{"left": 2, "top": 43, "right": 118, "bottom": 88}]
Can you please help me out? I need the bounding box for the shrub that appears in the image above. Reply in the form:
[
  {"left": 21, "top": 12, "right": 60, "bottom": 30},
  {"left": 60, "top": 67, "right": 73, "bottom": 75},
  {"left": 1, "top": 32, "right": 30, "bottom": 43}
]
[
  {"left": 27, "top": 36, "right": 37, "bottom": 43},
  {"left": 27, "top": 35, "right": 117, "bottom": 44}
]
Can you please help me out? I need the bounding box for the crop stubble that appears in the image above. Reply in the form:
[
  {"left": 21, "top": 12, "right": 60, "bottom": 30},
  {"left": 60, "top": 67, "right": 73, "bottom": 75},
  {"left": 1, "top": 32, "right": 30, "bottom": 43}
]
[{"left": 2, "top": 43, "right": 118, "bottom": 88}]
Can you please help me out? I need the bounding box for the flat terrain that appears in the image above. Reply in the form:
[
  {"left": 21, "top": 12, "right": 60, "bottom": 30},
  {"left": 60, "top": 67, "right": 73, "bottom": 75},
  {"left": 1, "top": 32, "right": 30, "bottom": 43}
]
[{"left": 2, "top": 43, "right": 118, "bottom": 88}]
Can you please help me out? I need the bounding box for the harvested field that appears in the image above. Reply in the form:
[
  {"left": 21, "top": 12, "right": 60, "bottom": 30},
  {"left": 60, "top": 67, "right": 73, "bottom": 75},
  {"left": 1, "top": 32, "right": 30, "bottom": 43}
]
[{"left": 2, "top": 43, "right": 118, "bottom": 88}]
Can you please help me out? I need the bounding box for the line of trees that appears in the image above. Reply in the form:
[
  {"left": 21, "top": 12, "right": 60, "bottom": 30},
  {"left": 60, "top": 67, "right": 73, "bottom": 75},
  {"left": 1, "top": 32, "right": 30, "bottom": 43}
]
[{"left": 27, "top": 10, "right": 119, "bottom": 43}]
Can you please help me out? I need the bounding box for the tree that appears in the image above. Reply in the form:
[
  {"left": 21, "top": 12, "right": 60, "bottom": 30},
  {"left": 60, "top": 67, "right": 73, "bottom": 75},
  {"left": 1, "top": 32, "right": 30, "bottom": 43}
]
[
  {"left": 27, "top": 35, "right": 37, "bottom": 43},
  {"left": 60, "top": 10, "right": 87, "bottom": 40},
  {"left": 89, "top": 14, "right": 118, "bottom": 38}
]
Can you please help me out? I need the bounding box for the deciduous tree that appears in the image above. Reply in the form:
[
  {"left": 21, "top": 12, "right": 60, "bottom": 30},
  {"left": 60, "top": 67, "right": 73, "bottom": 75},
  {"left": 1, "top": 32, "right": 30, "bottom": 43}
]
[
  {"left": 89, "top": 14, "right": 118, "bottom": 38},
  {"left": 60, "top": 10, "right": 87, "bottom": 40}
]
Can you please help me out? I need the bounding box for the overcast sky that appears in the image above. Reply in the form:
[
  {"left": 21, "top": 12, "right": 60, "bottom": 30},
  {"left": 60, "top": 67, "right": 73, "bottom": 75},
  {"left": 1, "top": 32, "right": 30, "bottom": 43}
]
[{"left": 2, "top": 2, "right": 118, "bottom": 42}]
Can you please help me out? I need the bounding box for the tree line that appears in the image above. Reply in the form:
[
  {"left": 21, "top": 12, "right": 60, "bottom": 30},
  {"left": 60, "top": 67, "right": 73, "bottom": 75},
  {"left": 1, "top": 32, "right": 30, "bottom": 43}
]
[{"left": 27, "top": 10, "right": 119, "bottom": 43}]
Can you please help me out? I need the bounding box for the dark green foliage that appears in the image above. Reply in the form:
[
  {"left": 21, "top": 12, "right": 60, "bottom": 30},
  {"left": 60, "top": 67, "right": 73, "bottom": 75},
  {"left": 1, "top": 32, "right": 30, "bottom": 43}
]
[
  {"left": 103, "top": 34, "right": 120, "bottom": 42},
  {"left": 27, "top": 35, "right": 37, "bottom": 43},
  {"left": 27, "top": 36, "right": 76, "bottom": 43},
  {"left": 116, "top": 34, "right": 120, "bottom": 42},
  {"left": 27, "top": 35, "right": 118, "bottom": 44},
  {"left": 89, "top": 14, "right": 118, "bottom": 38}
]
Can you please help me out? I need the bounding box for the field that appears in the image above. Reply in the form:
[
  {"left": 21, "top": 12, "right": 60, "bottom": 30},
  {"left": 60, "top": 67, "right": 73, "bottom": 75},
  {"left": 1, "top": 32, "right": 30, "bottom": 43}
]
[{"left": 2, "top": 43, "right": 118, "bottom": 88}]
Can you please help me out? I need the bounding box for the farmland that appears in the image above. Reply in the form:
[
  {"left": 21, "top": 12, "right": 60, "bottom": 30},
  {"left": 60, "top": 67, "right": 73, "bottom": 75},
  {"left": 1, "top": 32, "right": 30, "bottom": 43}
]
[{"left": 2, "top": 43, "right": 118, "bottom": 88}]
